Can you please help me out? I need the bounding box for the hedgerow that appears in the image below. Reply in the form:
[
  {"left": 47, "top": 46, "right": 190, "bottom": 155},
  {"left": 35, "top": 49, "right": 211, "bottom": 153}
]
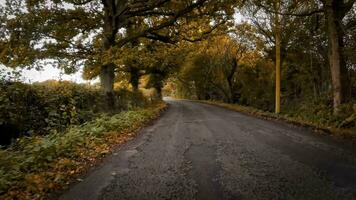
[
  {"left": 0, "top": 80, "right": 148, "bottom": 145},
  {"left": 0, "top": 102, "right": 166, "bottom": 200}
]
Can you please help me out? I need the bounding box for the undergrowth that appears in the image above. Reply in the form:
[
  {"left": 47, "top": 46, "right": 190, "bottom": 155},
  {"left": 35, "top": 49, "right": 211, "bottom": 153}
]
[{"left": 0, "top": 102, "right": 166, "bottom": 200}]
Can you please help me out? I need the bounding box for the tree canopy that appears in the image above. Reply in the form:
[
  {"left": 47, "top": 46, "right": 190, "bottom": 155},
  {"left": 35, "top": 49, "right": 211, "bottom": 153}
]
[{"left": 0, "top": 0, "right": 239, "bottom": 93}]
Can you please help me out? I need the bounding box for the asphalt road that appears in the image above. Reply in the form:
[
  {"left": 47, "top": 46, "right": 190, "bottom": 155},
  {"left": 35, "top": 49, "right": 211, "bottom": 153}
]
[{"left": 60, "top": 100, "right": 356, "bottom": 200}]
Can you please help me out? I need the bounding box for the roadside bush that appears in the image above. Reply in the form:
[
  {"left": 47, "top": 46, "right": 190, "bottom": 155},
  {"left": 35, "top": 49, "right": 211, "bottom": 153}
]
[
  {"left": 0, "top": 102, "right": 166, "bottom": 199},
  {"left": 282, "top": 97, "right": 356, "bottom": 129},
  {"left": 0, "top": 80, "right": 148, "bottom": 145}
]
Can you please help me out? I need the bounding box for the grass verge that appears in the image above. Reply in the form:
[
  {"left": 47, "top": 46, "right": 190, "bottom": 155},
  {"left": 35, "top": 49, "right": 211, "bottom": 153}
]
[
  {"left": 199, "top": 100, "right": 356, "bottom": 140},
  {"left": 0, "top": 102, "right": 167, "bottom": 200}
]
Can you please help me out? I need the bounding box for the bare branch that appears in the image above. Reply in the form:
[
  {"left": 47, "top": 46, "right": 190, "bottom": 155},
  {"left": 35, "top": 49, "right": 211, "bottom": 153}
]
[
  {"left": 68, "top": 0, "right": 94, "bottom": 5},
  {"left": 117, "top": 0, "right": 207, "bottom": 47}
]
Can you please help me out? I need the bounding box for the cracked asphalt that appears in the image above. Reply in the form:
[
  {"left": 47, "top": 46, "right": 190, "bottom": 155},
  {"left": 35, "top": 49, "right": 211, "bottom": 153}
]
[{"left": 59, "top": 99, "right": 356, "bottom": 200}]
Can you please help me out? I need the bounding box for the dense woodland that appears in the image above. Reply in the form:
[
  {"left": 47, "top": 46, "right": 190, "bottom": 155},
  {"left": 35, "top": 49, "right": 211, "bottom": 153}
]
[{"left": 0, "top": 0, "right": 355, "bottom": 198}]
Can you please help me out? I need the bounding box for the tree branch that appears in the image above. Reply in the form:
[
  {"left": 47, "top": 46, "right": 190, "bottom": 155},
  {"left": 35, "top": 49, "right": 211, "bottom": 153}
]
[
  {"left": 341, "top": 0, "right": 356, "bottom": 15},
  {"left": 69, "top": 0, "right": 94, "bottom": 5},
  {"left": 182, "top": 21, "right": 225, "bottom": 42},
  {"left": 117, "top": 0, "right": 207, "bottom": 47}
]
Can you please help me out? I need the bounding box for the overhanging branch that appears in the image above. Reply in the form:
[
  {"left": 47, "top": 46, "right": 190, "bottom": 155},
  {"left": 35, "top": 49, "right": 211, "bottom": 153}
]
[{"left": 116, "top": 0, "right": 207, "bottom": 47}]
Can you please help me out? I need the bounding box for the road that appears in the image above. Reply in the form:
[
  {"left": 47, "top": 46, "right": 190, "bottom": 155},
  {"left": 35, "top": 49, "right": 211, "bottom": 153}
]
[{"left": 60, "top": 100, "right": 356, "bottom": 200}]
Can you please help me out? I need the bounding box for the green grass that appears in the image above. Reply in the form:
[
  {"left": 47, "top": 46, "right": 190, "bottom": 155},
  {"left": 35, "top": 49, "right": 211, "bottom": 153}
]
[{"left": 0, "top": 102, "right": 167, "bottom": 200}]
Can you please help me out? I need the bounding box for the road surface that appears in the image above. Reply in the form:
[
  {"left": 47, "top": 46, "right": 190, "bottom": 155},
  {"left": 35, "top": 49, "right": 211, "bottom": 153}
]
[{"left": 60, "top": 100, "right": 356, "bottom": 200}]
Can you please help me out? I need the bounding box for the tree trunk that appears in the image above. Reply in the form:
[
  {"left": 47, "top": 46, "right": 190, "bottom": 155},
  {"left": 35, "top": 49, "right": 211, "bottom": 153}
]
[
  {"left": 130, "top": 68, "right": 140, "bottom": 91},
  {"left": 100, "top": 64, "right": 115, "bottom": 93},
  {"left": 155, "top": 86, "right": 162, "bottom": 99},
  {"left": 226, "top": 58, "right": 238, "bottom": 103},
  {"left": 100, "top": 0, "right": 126, "bottom": 93},
  {"left": 100, "top": 33, "right": 116, "bottom": 93},
  {"left": 100, "top": 31, "right": 117, "bottom": 109},
  {"left": 100, "top": 63, "right": 116, "bottom": 110},
  {"left": 100, "top": 0, "right": 122, "bottom": 109},
  {"left": 275, "top": 0, "right": 281, "bottom": 114},
  {"left": 324, "top": 0, "right": 350, "bottom": 114}
]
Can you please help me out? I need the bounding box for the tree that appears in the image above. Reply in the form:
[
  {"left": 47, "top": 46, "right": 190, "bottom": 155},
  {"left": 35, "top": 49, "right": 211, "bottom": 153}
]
[
  {"left": 0, "top": 0, "right": 237, "bottom": 100},
  {"left": 242, "top": 0, "right": 298, "bottom": 113},
  {"left": 320, "top": 0, "right": 354, "bottom": 114},
  {"left": 112, "top": 39, "right": 187, "bottom": 98},
  {"left": 175, "top": 35, "right": 250, "bottom": 102}
]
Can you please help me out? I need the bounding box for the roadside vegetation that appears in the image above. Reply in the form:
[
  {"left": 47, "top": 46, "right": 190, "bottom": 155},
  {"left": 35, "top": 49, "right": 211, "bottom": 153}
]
[
  {"left": 0, "top": 99, "right": 166, "bottom": 199},
  {"left": 0, "top": 71, "right": 165, "bottom": 200},
  {"left": 0, "top": 80, "right": 148, "bottom": 146}
]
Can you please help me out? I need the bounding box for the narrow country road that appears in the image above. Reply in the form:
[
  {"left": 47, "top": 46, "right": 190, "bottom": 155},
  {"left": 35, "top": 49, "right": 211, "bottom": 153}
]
[{"left": 60, "top": 100, "right": 356, "bottom": 200}]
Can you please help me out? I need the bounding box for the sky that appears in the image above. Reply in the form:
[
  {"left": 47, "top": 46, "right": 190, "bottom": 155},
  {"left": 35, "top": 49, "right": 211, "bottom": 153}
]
[{"left": 0, "top": 64, "right": 96, "bottom": 83}]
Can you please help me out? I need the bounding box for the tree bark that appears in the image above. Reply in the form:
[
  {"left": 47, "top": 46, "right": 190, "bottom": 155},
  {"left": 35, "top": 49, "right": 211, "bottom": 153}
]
[
  {"left": 100, "top": 1, "right": 117, "bottom": 93},
  {"left": 99, "top": 0, "right": 124, "bottom": 109},
  {"left": 100, "top": 31, "right": 117, "bottom": 109},
  {"left": 324, "top": 0, "right": 351, "bottom": 114},
  {"left": 100, "top": 64, "right": 115, "bottom": 93}
]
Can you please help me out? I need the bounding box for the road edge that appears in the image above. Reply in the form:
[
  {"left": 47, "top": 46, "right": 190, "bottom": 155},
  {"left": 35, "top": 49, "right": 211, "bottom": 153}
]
[
  {"left": 196, "top": 100, "right": 356, "bottom": 142},
  {"left": 52, "top": 102, "right": 169, "bottom": 200}
]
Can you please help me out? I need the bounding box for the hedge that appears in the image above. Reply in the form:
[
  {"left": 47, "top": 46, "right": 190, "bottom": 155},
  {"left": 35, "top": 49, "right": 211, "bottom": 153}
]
[{"left": 0, "top": 80, "right": 148, "bottom": 145}]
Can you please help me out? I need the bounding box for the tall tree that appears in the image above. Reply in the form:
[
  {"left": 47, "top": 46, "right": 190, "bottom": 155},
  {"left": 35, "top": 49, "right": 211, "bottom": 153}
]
[{"left": 320, "top": 0, "right": 354, "bottom": 114}]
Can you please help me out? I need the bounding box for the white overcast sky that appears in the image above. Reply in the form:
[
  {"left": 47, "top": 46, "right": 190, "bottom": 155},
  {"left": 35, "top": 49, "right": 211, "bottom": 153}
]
[{"left": 0, "top": 0, "right": 243, "bottom": 84}]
